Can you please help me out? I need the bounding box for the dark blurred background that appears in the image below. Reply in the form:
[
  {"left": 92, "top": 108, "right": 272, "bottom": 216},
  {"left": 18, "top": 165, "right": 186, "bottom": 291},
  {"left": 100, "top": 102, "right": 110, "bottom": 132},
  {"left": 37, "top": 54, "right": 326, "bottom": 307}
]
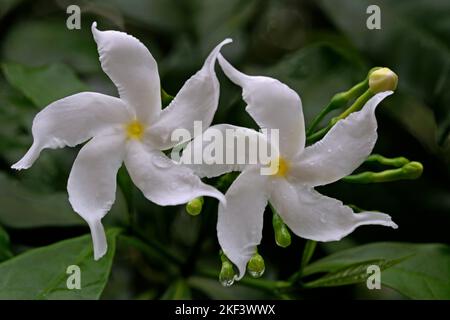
[{"left": 0, "top": 0, "right": 449, "bottom": 299}]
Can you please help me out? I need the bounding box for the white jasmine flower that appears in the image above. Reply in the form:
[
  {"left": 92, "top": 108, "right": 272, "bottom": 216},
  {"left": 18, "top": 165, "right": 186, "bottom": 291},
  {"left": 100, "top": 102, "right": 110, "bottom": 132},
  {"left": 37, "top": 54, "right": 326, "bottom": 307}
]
[
  {"left": 12, "top": 23, "right": 228, "bottom": 260},
  {"left": 185, "top": 55, "right": 398, "bottom": 279}
]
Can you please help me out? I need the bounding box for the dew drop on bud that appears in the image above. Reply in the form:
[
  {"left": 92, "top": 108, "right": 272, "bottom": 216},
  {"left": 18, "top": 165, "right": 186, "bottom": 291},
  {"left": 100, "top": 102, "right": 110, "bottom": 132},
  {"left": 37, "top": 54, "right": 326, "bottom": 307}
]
[
  {"left": 247, "top": 252, "right": 265, "bottom": 278},
  {"left": 219, "top": 261, "right": 236, "bottom": 287}
]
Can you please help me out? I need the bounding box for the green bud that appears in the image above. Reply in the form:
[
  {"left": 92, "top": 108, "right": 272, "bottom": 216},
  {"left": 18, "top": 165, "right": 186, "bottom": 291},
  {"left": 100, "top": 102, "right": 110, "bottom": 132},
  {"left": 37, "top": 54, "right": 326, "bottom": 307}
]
[
  {"left": 185, "top": 197, "right": 204, "bottom": 216},
  {"left": 247, "top": 252, "right": 265, "bottom": 278},
  {"left": 402, "top": 161, "right": 423, "bottom": 179},
  {"left": 219, "top": 252, "right": 236, "bottom": 286},
  {"left": 369, "top": 67, "right": 398, "bottom": 93},
  {"left": 272, "top": 211, "right": 291, "bottom": 248}
]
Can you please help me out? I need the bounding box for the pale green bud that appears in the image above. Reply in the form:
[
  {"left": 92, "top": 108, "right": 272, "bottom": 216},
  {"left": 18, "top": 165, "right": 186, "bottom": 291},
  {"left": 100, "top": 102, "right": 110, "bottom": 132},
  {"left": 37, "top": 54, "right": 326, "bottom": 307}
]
[{"left": 369, "top": 67, "right": 398, "bottom": 93}]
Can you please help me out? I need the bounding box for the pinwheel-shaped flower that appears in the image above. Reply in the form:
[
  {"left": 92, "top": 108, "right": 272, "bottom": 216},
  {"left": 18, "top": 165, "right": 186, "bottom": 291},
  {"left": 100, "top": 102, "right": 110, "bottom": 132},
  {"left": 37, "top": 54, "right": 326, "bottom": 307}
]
[
  {"left": 184, "top": 55, "right": 398, "bottom": 279},
  {"left": 12, "top": 23, "right": 228, "bottom": 260}
]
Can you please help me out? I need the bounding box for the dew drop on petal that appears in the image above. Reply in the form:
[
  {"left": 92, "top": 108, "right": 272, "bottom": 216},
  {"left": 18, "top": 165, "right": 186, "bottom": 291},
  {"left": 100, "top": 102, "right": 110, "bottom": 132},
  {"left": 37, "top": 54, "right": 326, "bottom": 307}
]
[{"left": 151, "top": 154, "right": 172, "bottom": 169}]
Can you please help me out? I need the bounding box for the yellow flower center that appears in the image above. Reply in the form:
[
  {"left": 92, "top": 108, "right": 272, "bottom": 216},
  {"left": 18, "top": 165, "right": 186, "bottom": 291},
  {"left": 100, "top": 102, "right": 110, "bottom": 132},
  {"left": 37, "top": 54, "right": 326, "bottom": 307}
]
[
  {"left": 125, "top": 120, "right": 144, "bottom": 140},
  {"left": 270, "top": 157, "right": 290, "bottom": 177}
]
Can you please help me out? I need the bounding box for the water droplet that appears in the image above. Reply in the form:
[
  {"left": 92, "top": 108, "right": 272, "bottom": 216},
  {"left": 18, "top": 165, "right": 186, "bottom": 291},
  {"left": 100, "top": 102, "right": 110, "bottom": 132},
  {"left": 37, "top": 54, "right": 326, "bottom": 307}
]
[
  {"left": 248, "top": 267, "right": 265, "bottom": 278},
  {"left": 151, "top": 154, "right": 172, "bottom": 169},
  {"left": 220, "top": 278, "right": 235, "bottom": 287}
]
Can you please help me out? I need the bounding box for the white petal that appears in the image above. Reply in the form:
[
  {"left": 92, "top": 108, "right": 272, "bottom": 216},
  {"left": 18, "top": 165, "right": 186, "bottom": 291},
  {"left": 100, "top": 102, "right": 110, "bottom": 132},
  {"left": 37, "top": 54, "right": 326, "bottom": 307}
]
[
  {"left": 180, "top": 124, "right": 269, "bottom": 178},
  {"left": 92, "top": 22, "right": 161, "bottom": 123},
  {"left": 218, "top": 55, "right": 305, "bottom": 158},
  {"left": 290, "top": 92, "right": 393, "bottom": 187},
  {"left": 217, "top": 167, "right": 270, "bottom": 279},
  {"left": 67, "top": 133, "right": 126, "bottom": 260},
  {"left": 124, "top": 140, "right": 225, "bottom": 205},
  {"left": 269, "top": 178, "right": 397, "bottom": 242},
  {"left": 11, "top": 92, "right": 130, "bottom": 170},
  {"left": 148, "top": 39, "right": 232, "bottom": 150}
]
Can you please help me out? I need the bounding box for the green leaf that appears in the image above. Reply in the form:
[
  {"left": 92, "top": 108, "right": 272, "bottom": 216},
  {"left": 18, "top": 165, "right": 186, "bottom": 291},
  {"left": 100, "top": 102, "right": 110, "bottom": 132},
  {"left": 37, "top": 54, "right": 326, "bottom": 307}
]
[
  {"left": 0, "top": 0, "right": 22, "bottom": 20},
  {"left": 0, "top": 172, "right": 127, "bottom": 228},
  {"left": 303, "top": 242, "right": 450, "bottom": 299},
  {"left": 0, "top": 228, "right": 121, "bottom": 299},
  {"left": 0, "top": 172, "right": 83, "bottom": 227},
  {"left": 303, "top": 258, "right": 405, "bottom": 288},
  {"left": 2, "top": 19, "right": 100, "bottom": 74},
  {"left": 88, "top": 0, "right": 185, "bottom": 32},
  {"left": 0, "top": 225, "right": 13, "bottom": 262},
  {"left": 318, "top": 0, "right": 450, "bottom": 143},
  {"left": 265, "top": 43, "right": 366, "bottom": 124},
  {"left": 2, "top": 62, "right": 88, "bottom": 108}
]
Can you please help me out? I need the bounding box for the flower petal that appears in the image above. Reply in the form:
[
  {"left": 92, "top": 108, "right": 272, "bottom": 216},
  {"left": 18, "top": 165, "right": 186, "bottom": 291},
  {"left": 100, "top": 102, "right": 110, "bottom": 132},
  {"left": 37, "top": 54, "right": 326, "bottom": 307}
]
[
  {"left": 92, "top": 22, "right": 161, "bottom": 123},
  {"left": 124, "top": 140, "right": 225, "bottom": 205},
  {"left": 269, "top": 178, "right": 397, "bottom": 242},
  {"left": 217, "top": 167, "right": 270, "bottom": 279},
  {"left": 218, "top": 55, "right": 305, "bottom": 158},
  {"left": 291, "top": 91, "right": 393, "bottom": 187},
  {"left": 180, "top": 124, "right": 269, "bottom": 178},
  {"left": 148, "top": 39, "right": 232, "bottom": 150},
  {"left": 67, "top": 133, "right": 126, "bottom": 260},
  {"left": 11, "top": 92, "right": 130, "bottom": 170}
]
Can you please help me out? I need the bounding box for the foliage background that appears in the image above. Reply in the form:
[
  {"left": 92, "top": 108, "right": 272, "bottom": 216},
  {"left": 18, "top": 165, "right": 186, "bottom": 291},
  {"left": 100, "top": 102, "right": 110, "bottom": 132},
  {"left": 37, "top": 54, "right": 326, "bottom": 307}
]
[{"left": 0, "top": 0, "right": 449, "bottom": 299}]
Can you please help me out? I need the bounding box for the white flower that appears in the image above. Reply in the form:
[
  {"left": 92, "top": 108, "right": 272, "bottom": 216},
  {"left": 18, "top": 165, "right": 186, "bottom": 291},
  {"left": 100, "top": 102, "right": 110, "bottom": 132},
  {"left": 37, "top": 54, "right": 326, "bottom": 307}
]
[
  {"left": 185, "top": 55, "right": 398, "bottom": 279},
  {"left": 11, "top": 23, "right": 228, "bottom": 260}
]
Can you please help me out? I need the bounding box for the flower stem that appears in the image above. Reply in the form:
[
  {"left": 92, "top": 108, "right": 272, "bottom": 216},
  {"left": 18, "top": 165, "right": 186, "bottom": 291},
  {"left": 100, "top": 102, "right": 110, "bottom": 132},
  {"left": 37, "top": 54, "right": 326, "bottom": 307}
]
[
  {"left": 306, "top": 79, "right": 368, "bottom": 136},
  {"left": 342, "top": 161, "right": 423, "bottom": 183},
  {"left": 306, "top": 89, "right": 374, "bottom": 144},
  {"left": 289, "top": 240, "right": 317, "bottom": 284}
]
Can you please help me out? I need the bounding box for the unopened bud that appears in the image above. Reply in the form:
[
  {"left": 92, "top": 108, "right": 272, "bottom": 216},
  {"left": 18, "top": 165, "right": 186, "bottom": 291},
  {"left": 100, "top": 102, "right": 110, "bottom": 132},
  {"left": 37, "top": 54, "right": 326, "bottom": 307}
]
[
  {"left": 272, "top": 212, "right": 291, "bottom": 248},
  {"left": 247, "top": 252, "right": 265, "bottom": 278},
  {"left": 402, "top": 161, "right": 423, "bottom": 179},
  {"left": 219, "top": 252, "right": 236, "bottom": 286},
  {"left": 186, "top": 197, "right": 204, "bottom": 216},
  {"left": 369, "top": 67, "right": 398, "bottom": 93}
]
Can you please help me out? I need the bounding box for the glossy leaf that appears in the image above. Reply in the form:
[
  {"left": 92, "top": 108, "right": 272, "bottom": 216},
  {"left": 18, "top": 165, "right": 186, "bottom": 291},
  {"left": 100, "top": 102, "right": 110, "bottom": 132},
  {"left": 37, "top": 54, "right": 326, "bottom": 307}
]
[
  {"left": 2, "top": 62, "right": 88, "bottom": 108},
  {"left": 0, "top": 228, "right": 121, "bottom": 299},
  {"left": 303, "top": 242, "right": 450, "bottom": 299}
]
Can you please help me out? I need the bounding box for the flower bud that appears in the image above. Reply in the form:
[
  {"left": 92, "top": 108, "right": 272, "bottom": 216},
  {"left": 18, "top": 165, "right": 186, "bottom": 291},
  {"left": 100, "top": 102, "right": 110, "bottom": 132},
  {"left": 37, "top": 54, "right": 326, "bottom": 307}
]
[
  {"left": 402, "top": 161, "right": 423, "bottom": 179},
  {"left": 219, "top": 253, "right": 236, "bottom": 287},
  {"left": 369, "top": 67, "right": 398, "bottom": 93},
  {"left": 185, "top": 197, "right": 204, "bottom": 216},
  {"left": 272, "top": 212, "right": 291, "bottom": 248},
  {"left": 247, "top": 252, "right": 265, "bottom": 278}
]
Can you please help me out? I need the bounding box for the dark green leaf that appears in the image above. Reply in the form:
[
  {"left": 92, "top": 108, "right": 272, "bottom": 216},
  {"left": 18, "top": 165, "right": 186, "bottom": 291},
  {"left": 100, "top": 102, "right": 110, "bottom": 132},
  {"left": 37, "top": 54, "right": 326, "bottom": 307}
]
[
  {"left": 265, "top": 43, "right": 366, "bottom": 124},
  {"left": 2, "top": 62, "right": 88, "bottom": 108},
  {"left": 2, "top": 19, "right": 100, "bottom": 74},
  {"left": 0, "top": 228, "right": 121, "bottom": 299},
  {"left": 303, "top": 242, "right": 450, "bottom": 299},
  {"left": 0, "top": 172, "right": 127, "bottom": 228},
  {"left": 0, "top": 225, "right": 13, "bottom": 262},
  {"left": 0, "top": 0, "right": 22, "bottom": 20},
  {"left": 303, "top": 258, "right": 405, "bottom": 288},
  {"left": 318, "top": 0, "right": 450, "bottom": 143}
]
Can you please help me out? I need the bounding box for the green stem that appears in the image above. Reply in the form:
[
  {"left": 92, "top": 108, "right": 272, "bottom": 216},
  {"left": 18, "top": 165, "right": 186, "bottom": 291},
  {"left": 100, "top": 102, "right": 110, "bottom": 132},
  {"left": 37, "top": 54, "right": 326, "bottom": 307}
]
[
  {"left": 342, "top": 161, "right": 423, "bottom": 184},
  {"left": 306, "top": 89, "right": 374, "bottom": 144},
  {"left": 306, "top": 79, "right": 368, "bottom": 135},
  {"left": 364, "top": 154, "right": 409, "bottom": 167},
  {"left": 289, "top": 240, "right": 317, "bottom": 284}
]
